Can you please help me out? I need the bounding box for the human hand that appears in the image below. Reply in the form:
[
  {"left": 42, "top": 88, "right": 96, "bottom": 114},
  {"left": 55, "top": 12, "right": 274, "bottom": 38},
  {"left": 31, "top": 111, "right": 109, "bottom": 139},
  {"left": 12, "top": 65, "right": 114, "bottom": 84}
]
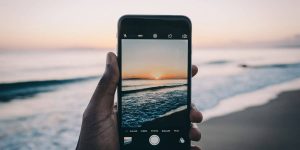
[{"left": 76, "top": 52, "right": 203, "bottom": 150}]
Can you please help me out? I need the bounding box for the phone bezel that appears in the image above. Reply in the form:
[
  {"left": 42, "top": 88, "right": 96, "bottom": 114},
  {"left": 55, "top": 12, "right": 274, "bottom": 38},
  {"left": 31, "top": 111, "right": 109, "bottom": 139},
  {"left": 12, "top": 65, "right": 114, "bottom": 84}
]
[{"left": 117, "top": 15, "right": 192, "bottom": 149}]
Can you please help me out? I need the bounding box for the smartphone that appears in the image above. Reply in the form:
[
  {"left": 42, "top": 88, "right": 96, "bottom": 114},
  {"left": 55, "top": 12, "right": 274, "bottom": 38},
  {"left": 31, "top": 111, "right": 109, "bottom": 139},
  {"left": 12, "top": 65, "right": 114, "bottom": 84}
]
[{"left": 118, "top": 15, "right": 191, "bottom": 150}]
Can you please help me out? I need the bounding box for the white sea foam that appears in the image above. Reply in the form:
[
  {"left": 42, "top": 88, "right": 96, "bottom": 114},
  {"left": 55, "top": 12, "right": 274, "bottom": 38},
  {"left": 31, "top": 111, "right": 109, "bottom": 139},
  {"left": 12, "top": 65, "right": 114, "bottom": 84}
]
[
  {"left": 203, "top": 78, "right": 300, "bottom": 121},
  {"left": 159, "top": 105, "right": 187, "bottom": 118}
]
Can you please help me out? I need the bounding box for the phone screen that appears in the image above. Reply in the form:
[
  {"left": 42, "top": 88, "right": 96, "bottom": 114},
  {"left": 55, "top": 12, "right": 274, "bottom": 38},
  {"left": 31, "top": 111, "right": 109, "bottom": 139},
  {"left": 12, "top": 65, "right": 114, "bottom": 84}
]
[{"left": 118, "top": 16, "right": 191, "bottom": 150}]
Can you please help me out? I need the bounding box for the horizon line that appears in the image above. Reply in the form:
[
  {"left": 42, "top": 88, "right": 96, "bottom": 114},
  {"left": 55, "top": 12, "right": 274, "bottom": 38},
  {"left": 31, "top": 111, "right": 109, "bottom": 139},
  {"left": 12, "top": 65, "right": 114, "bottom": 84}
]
[{"left": 1, "top": 45, "right": 300, "bottom": 51}]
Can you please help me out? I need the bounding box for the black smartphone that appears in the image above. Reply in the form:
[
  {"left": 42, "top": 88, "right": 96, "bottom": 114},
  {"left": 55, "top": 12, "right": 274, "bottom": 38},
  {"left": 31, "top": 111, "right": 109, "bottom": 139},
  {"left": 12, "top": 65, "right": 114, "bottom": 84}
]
[{"left": 117, "top": 15, "right": 192, "bottom": 150}]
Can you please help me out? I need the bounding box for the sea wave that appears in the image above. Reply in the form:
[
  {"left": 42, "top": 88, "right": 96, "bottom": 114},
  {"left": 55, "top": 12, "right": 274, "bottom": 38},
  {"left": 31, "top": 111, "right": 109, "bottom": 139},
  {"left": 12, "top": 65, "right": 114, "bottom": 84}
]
[
  {"left": 158, "top": 105, "right": 187, "bottom": 118},
  {"left": 238, "top": 62, "right": 300, "bottom": 69},
  {"left": 204, "top": 60, "right": 231, "bottom": 65},
  {"left": 0, "top": 76, "right": 98, "bottom": 102},
  {"left": 122, "top": 84, "right": 187, "bottom": 95},
  {"left": 203, "top": 78, "right": 300, "bottom": 121},
  {"left": 122, "top": 85, "right": 188, "bottom": 128}
]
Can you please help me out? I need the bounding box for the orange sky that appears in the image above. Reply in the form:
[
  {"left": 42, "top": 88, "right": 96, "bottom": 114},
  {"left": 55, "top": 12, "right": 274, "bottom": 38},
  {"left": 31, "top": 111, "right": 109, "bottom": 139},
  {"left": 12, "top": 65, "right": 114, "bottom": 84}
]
[
  {"left": 122, "top": 39, "right": 187, "bottom": 80},
  {"left": 0, "top": 0, "right": 300, "bottom": 50}
]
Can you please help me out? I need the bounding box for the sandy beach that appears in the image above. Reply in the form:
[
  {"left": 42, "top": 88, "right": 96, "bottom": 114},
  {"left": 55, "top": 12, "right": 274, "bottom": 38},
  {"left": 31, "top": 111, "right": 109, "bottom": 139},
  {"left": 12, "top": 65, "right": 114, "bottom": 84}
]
[{"left": 197, "top": 89, "right": 300, "bottom": 150}]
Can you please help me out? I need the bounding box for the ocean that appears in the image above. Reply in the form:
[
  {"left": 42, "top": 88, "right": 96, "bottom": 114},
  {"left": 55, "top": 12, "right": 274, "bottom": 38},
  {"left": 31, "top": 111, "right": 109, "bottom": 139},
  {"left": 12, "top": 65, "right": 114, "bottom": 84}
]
[
  {"left": 122, "top": 79, "right": 187, "bottom": 128},
  {"left": 1, "top": 48, "right": 300, "bottom": 149}
]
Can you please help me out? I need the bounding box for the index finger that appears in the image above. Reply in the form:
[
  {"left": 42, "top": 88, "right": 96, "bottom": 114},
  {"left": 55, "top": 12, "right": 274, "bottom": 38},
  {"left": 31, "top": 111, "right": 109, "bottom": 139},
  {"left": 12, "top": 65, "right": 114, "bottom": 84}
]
[{"left": 192, "top": 65, "right": 198, "bottom": 77}]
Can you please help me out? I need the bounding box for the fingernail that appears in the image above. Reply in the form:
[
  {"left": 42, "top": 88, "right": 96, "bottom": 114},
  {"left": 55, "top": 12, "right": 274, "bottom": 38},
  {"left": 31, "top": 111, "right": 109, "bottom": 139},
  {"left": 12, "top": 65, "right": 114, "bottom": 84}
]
[{"left": 106, "top": 53, "right": 112, "bottom": 65}]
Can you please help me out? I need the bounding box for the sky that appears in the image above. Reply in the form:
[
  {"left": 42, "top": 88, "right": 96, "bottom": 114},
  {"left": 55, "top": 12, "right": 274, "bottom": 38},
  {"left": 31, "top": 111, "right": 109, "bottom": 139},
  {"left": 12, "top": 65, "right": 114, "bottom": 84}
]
[
  {"left": 122, "top": 39, "right": 187, "bottom": 79},
  {"left": 0, "top": 0, "right": 300, "bottom": 50}
]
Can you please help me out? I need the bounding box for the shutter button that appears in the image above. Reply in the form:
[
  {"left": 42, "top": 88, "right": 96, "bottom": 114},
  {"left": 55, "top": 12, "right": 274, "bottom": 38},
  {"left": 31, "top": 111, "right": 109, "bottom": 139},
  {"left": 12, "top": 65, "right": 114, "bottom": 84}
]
[{"left": 149, "top": 135, "right": 160, "bottom": 146}]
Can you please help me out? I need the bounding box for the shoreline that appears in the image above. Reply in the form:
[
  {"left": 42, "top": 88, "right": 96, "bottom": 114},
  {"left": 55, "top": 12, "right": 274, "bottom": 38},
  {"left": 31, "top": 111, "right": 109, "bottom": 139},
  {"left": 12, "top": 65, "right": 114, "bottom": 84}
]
[
  {"left": 141, "top": 109, "right": 188, "bottom": 128},
  {"left": 202, "top": 78, "right": 300, "bottom": 121},
  {"left": 197, "top": 89, "right": 300, "bottom": 149},
  {"left": 140, "top": 78, "right": 300, "bottom": 129}
]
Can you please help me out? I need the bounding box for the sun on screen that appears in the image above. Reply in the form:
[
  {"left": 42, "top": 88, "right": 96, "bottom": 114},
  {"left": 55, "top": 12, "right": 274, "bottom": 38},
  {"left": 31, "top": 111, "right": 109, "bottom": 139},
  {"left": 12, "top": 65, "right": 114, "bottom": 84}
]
[{"left": 152, "top": 72, "right": 162, "bottom": 80}]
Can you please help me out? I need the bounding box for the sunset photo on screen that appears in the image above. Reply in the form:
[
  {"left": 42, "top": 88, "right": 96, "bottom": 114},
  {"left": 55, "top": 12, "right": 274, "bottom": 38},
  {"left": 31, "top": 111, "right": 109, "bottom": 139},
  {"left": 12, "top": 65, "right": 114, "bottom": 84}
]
[{"left": 121, "top": 39, "right": 188, "bottom": 128}]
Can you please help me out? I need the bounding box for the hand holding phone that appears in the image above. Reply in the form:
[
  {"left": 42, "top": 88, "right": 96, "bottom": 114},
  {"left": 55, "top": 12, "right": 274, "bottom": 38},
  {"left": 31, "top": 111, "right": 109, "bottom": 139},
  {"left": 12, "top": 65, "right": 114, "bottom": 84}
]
[
  {"left": 76, "top": 15, "right": 202, "bottom": 150},
  {"left": 118, "top": 15, "right": 201, "bottom": 150}
]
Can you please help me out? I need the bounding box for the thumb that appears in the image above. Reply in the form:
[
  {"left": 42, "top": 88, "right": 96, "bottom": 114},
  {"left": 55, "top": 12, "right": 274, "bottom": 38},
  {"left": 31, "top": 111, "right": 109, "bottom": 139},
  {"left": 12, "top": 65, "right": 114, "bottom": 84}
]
[{"left": 86, "top": 52, "right": 119, "bottom": 116}]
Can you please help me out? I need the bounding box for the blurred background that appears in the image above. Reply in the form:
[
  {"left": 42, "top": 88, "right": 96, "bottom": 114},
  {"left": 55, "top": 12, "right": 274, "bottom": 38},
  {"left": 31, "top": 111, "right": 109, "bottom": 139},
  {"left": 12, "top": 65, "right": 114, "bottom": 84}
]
[{"left": 1, "top": 0, "right": 300, "bottom": 149}]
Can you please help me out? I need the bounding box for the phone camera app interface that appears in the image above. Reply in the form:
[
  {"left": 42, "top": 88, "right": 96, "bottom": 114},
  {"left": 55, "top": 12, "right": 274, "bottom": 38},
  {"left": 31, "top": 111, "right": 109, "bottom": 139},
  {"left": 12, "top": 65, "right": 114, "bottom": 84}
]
[{"left": 121, "top": 33, "right": 189, "bottom": 150}]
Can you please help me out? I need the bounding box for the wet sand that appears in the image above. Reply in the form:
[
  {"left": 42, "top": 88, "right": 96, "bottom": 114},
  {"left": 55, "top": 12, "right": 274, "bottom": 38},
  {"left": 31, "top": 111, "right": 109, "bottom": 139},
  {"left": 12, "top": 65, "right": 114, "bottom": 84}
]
[{"left": 196, "top": 90, "right": 300, "bottom": 150}]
